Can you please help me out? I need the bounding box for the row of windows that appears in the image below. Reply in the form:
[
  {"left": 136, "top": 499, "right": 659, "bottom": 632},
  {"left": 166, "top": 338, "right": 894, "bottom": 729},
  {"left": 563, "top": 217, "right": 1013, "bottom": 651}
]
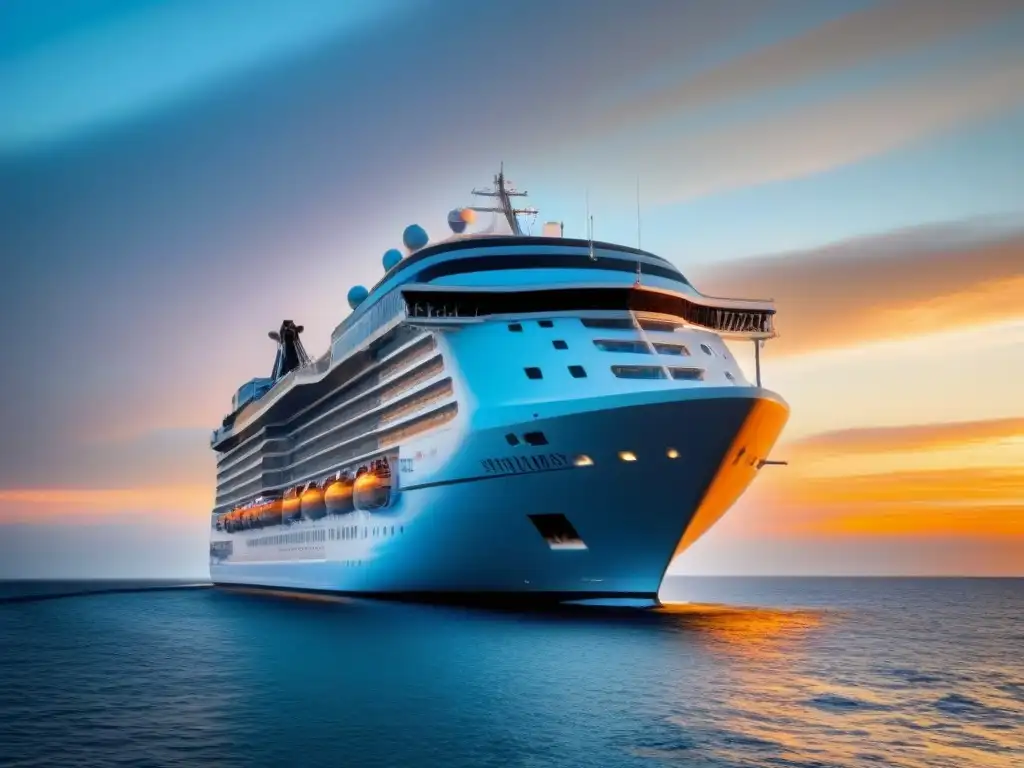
[
  {"left": 246, "top": 524, "right": 404, "bottom": 548},
  {"left": 288, "top": 338, "right": 439, "bottom": 447},
  {"left": 216, "top": 333, "right": 435, "bottom": 477},
  {"left": 523, "top": 365, "right": 708, "bottom": 381},
  {"left": 248, "top": 529, "right": 327, "bottom": 547},
  {"left": 592, "top": 339, "right": 692, "bottom": 356},
  {"left": 508, "top": 324, "right": 712, "bottom": 359},
  {"left": 613, "top": 365, "right": 705, "bottom": 381},
  {"left": 216, "top": 404, "right": 457, "bottom": 510},
  {"left": 508, "top": 318, "right": 686, "bottom": 333}
]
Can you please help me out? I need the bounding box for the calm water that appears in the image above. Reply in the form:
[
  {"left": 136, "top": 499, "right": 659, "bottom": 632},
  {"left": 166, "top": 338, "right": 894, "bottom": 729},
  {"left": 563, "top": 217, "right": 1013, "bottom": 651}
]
[{"left": 0, "top": 578, "right": 1021, "bottom": 768}]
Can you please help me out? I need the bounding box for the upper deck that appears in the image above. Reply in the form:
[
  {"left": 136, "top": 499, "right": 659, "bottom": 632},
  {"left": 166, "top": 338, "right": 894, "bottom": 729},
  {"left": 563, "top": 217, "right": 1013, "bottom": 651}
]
[{"left": 210, "top": 169, "right": 777, "bottom": 451}]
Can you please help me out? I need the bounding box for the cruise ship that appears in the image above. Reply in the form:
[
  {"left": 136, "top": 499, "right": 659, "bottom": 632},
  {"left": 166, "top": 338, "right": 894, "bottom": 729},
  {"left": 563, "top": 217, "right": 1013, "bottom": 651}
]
[{"left": 208, "top": 168, "right": 789, "bottom": 603}]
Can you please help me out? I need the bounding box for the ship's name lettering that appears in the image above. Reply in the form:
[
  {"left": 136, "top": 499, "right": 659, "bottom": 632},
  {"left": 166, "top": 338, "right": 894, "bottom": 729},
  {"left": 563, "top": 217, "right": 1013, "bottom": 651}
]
[{"left": 480, "top": 453, "right": 570, "bottom": 475}]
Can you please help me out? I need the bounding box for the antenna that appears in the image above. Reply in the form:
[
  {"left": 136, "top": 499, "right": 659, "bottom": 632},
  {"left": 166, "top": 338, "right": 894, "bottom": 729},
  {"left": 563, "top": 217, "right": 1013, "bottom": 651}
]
[
  {"left": 470, "top": 163, "right": 537, "bottom": 235},
  {"left": 586, "top": 187, "right": 596, "bottom": 261},
  {"left": 636, "top": 175, "right": 642, "bottom": 251},
  {"left": 634, "top": 175, "right": 642, "bottom": 285}
]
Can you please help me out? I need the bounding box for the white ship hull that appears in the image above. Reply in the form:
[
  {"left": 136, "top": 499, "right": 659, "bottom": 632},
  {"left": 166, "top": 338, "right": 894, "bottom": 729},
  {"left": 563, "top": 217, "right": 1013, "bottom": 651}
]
[
  {"left": 208, "top": 170, "right": 789, "bottom": 604},
  {"left": 210, "top": 386, "right": 788, "bottom": 602}
]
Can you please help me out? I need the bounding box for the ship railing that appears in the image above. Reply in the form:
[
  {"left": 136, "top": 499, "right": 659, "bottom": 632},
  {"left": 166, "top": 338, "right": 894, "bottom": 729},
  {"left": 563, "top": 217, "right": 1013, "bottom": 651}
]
[
  {"left": 330, "top": 289, "right": 407, "bottom": 360},
  {"left": 399, "top": 282, "right": 776, "bottom": 339}
]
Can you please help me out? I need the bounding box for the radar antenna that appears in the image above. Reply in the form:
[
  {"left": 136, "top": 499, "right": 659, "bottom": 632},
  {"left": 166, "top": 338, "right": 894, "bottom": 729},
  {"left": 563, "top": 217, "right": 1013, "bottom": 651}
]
[{"left": 470, "top": 163, "right": 537, "bottom": 235}]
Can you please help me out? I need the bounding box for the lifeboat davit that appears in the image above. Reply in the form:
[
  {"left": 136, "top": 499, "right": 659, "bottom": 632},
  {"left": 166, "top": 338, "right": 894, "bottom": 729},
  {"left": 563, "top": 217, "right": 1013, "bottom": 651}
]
[
  {"left": 353, "top": 459, "right": 393, "bottom": 512},
  {"left": 282, "top": 489, "right": 301, "bottom": 522},
  {"left": 300, "top": 483, "right": 327, "bottom": 520},
  {"left": 324, "top": 474, "right": 355, "bottom": 515}
]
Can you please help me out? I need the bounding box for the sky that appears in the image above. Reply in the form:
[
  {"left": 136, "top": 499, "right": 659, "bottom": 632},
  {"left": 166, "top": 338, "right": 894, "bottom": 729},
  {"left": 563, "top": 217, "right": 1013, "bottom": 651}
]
[{"left": 1, "top": 0, "right": 1022, "bottom": 578}]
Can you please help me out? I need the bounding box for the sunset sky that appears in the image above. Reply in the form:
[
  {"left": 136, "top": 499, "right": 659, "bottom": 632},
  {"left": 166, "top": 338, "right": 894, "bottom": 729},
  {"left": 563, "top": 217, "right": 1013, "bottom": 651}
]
[{"left": 1, "top": 0, "right": 1022, "bottom": 578}]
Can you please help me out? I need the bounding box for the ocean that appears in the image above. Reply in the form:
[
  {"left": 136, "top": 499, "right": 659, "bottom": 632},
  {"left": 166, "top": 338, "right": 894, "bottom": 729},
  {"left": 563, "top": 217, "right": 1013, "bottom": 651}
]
[{"left": 0, "top": 577, "right": 1020, "bottom": 768}]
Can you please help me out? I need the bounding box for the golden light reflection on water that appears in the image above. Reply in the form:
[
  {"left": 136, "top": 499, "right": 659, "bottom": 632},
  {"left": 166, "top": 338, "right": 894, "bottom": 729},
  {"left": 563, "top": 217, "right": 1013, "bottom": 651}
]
[
  {"left": 655, "top": 602, "right": 825, "bottom": 660},
  {"left": 638, "top": 603, "right": 1023, "bottom": 768}
]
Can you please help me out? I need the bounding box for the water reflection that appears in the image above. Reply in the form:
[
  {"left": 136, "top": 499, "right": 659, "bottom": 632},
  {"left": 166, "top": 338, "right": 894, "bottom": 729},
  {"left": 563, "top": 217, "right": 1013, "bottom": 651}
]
[{"left": 1, "top": 580, "right": 1019, "bottom": 768}]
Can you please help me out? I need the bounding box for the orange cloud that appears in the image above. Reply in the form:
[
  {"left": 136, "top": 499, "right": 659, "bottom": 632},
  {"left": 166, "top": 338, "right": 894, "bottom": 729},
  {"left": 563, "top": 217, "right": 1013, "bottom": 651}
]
[
  {"left": 0, "top": 486, "right": 212, "bottom": 525},
  {"left": 789, "top": 417, "right": 1024, "bottom": 455},
  {"left": 693, "top": 222, "right": 1024, "bottom": 356},
  {"left": 746, "top": 416, "right": 1024, "bottom": 543}
]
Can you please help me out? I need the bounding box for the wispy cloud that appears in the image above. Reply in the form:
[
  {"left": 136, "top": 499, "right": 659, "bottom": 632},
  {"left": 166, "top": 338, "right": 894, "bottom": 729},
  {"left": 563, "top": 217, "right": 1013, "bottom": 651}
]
[
  {"left": 791, "top": 417, "right": 1024, "bottom": 455},
  {"left": 0, "top": 0, "right": 415, "bottom": 153},
  {"left": 692, "top": 220, "right": 1024, "bottom": 356},
  {"left": 608, "top": 0, "right": 1023, "bottom": 125},
  {"left": 746, "top": 416, "right": 1024, "bottom": 542},
  {"left": 0, "top": 486, "right": 211, "bottom": 525},
  {"left": 569, "top": 43, "right": 1024, "bottom": 204}
]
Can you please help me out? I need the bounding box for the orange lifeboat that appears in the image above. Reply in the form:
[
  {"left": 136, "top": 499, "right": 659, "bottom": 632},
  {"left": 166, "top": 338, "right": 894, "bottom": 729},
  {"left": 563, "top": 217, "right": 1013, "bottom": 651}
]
[
  {"left": 300, "top": 483, "right": 327, "bottom": 520},
  {"left": 353, "top": 459, "right": 393, "bottom": 512},
  {"left": 324, "top": 474, "right": 355, "bottom": 515},
  {"left": 260, "top": 498, "right": 283, "bottom": 526},
  {"left": 282, "top": 488, "right": 301, "bottom": 522}
]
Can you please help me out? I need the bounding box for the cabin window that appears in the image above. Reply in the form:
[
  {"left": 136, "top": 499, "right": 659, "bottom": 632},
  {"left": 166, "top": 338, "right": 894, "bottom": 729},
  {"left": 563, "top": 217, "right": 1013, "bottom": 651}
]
[
  {"left": 670, "top": 367, "right": 704, "bottom": 381},
  {"left": 552, "top": 340, "right": 568, "bottom": 350},
  {"left": 525, "top": 367, "right": 543, "bottom": 380},
  {"left": 638, "top": 319, "right": 683, "bottom": 332},
  {"left": 725, "top": 371, "right": 736, "bottom": 382},
  {"left": 508, "top": 323, "right": 523, "bottom": 332},
  {"left": 594, "top": 339, "right": 650, "bottom": 354},
  {"left": 568, "top": 365, "right": 587, "bottom": 378},
  {"left": 505, "top": 433, "right": 520, "bottom": 446},
  {"left": 581, "top": 318, "right": 634, "bottom": 330},
  {"left": 538, "top": 320, "right": 554, "bottom": 328},
  {"left": 611, "top": 365, "right": 666, "bottom": 379},
  {"left": 524, "top": 431, "right": 548, "bottom": 446},
  {"left": 653, "top": 343, "right": 689, "bottom": 356},
  {"left": 700, "top": 343, "right": 714, "bottom": 356}
]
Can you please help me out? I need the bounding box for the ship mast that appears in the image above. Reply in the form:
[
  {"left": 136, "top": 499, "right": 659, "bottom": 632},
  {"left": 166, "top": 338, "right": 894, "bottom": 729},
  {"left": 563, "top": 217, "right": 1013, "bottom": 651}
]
[{"left": 470, "top": 163, "right": 537, "bottom": 235}]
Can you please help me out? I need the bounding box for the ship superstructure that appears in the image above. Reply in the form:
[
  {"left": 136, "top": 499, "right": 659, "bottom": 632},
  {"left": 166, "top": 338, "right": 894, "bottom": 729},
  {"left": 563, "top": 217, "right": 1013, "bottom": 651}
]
[{"left": 208, "top": 168, "right": 789, "bottom": 602}]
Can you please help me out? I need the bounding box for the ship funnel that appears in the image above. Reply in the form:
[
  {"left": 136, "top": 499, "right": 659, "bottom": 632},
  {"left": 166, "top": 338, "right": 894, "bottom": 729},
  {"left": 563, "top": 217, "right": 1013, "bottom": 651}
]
[{"left": 269, "top": 320, "right": 311, "bottom": 380}]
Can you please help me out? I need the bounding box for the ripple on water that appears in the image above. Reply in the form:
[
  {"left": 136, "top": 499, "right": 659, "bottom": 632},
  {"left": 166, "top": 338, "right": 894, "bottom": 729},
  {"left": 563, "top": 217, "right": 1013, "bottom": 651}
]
[{"left": 0, "top": 578, "right": 1021, "bottom": 768}]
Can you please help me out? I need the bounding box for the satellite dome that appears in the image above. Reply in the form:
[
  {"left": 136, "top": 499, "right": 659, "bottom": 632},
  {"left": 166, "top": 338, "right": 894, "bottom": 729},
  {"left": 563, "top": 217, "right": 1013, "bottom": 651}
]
[
  {"left": 382, "top": 248, "right": 403, "bottom": 271},
  {"left": 447, "top": 209, "right": 467, "bottom": 234},
  {"left": 347, "top": 285, "right": 368, "bottom": 310},
  {"left": 447, "top": 208, "right": 476, "bottom": 234},
  {"left": 402, "top": 224, "right": 429, "bottom": 252}
]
